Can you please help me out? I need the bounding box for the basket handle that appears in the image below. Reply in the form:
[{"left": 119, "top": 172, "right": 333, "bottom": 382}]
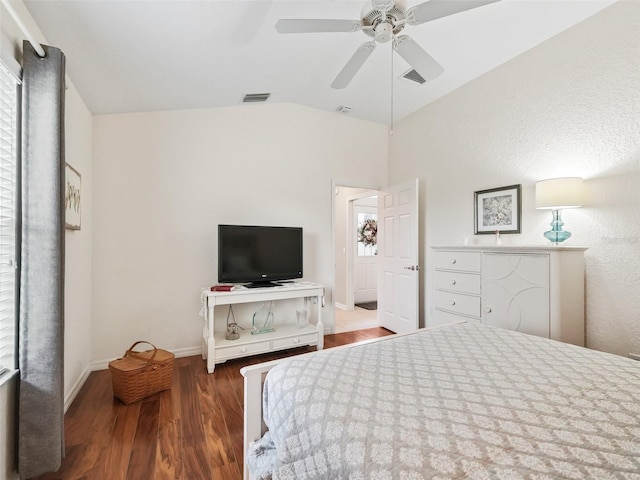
[{"left": 124, "top": 341, "right": 158, "bottom": 364}]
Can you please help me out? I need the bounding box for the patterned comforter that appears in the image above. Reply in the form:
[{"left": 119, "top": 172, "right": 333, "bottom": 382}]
[{"left": 247, "top": 322, "right": 640, "bottom": 479}]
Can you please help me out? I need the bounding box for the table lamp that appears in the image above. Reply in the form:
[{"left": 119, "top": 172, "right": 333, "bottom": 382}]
[{"left": 535, "top": 177, "right": 583, "bottom": 243}]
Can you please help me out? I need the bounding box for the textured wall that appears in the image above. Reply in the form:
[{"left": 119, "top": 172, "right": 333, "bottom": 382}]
[{"left": 389, "top": 1, "right": 640, "bottom": 356}]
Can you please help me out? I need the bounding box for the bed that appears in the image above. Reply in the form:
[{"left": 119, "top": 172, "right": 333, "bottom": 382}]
[{"left": 240, "top": 322, "right": 640, "bottom": 479}]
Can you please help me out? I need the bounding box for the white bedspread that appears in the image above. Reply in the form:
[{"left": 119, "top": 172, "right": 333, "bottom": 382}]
[{"left": 251, "top": 323, "right": 640, "bottom": 479}]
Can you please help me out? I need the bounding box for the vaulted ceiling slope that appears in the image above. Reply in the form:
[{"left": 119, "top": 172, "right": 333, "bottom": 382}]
[{"left": 24, "top": 0, "right": 617, "bottom": 125}]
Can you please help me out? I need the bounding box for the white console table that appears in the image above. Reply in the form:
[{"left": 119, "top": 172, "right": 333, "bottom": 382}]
[{"left": 200, "top": 282, "right": 325, "bottom": 373}]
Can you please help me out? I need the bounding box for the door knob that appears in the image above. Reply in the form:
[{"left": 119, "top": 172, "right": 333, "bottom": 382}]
[
  {"left": 403, "top": 265, "right": 420, "bottom": 271},
  {"left": 484, "top": 307, "right": 492, "bottom": 313}
]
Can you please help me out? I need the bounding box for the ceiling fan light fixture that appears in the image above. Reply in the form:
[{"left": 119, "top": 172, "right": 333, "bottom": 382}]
[{"left": 374, "top": 22, "right": 393, "bottom": 43}]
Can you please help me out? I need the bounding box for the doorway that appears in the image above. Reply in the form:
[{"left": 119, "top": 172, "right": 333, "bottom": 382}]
[{"left": 333, "top": 184, "right": 381, "bottom": 333}]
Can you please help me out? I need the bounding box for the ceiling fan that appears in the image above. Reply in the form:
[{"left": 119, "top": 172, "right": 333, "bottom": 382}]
[{"left": 275, "top": 0, "right": 501, "bottom": 89}]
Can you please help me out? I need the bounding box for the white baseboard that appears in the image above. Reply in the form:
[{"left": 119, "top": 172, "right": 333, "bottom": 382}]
[
  {"left": 91, "top": 345, "right": 202, "bottom": 372},
  {"left": 64, "top": 364, "right": 91, "bottom": 413},
  {"left": 335, "top": 302, "right": 347, "bottom": 310}
]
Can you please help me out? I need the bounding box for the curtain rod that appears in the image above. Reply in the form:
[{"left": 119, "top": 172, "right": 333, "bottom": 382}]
[{"left": 1, "top": 0, "right": 46, "bottom": 58}]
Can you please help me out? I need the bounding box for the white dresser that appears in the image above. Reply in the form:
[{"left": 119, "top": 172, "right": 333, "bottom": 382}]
[{"left": 431, "top": 246, "right": 587, "bottom": 346}]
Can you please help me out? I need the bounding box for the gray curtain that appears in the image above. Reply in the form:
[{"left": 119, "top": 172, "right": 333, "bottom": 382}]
[{"left": 18, "top": 41, "right": 66, "bottom": 479}]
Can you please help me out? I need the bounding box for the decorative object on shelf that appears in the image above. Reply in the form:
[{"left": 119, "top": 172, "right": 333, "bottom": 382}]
[
  {"left": 357, "top": 218, "right": 378, "bottom": 247},
  {"left": 535, "top": 177, "right": 584, "bottom": 244},
  {"left": 296, "top": 308, "right": 308, "bottom": 328},
  {"left": 252, "top": 301, "right": 275, "bottom": 335},
  {"left": 225, "top": 305, "right": 243, "bottom": 340},
  {"left": 474, "top": 184, "right": 521, "bottom": 234},
  {"left": 64, "top": 163, "right": 81, "bottom": 230},
  {"left": 212, "top": 284, "right": 235, "bottom": 292}
]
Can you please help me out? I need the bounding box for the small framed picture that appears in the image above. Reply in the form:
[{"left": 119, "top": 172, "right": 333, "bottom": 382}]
[
  {"left": 65, "top": 163, "right": 81, "bottom": 230},
  {"left": 474, "top": 184, "right": 521, "bottom": 234}
]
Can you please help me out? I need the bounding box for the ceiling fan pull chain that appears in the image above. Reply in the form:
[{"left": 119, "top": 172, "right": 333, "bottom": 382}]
[{"left": 390, "top": 39, "right": 394, "bottom": 136}]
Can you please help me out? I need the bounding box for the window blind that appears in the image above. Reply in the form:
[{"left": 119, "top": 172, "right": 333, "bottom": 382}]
[{"left": 0, "top": 61, "right": 18, "bottom": 373}]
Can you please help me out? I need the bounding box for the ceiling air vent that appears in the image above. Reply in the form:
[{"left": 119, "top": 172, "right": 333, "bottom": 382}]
[
  {"left": 402, "top": 69, "right": 426, "bottom": 85},
  {"left": 336, "top": 105, "right": 352, "bottom": 114},
  {"left": 242, "top": 93, "right": 271, "bottom": 103}
]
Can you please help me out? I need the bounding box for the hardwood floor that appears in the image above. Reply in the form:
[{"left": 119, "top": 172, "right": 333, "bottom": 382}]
[{"left": 35, "top": 327, "right": 393, "bottom": 480}]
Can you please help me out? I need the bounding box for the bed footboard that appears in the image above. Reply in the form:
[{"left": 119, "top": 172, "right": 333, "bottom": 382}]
[{"left": 240, "top": 358, "right": 282, "bottom": 480}]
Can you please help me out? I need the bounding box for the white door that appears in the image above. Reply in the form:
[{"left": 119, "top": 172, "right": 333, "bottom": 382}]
[
  {"left": 377, "top": 179, "right": 419, "bottom": 333},
  {"left": 353, "top": 204, "right": 377, "bottom": 304}
]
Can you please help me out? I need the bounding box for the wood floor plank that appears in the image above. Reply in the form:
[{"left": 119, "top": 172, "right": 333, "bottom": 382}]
[
  {"left": 126, "top": 395, "right": 161, "bottom": 480},
  {"left": 212, "top": 460, "right": 242, "bottom": 480},
  {"left": 195, "top": 366, "right": 235, "bottom": 470},
  {"left": 154, "top": 418, "right": 183, "bottom": 480},
  {"left": 91, "top": 401, "right": 141, "bottom": 480},
  {"left": 33, "top": 327, "right": 391, "bottom": 480},
  {"left": 179, "top": 365, "right": 212, "bottom": 479}
]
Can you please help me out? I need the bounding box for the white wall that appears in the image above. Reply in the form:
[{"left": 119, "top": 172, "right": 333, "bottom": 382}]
[
  {"left": 390, "top": 1, "right": 640, "bottom": 356},
  {"left": 64, "top": 85, "right": 93, "bottom": 409},
  {"left": 0, "top": 1, "right": 93, "bottom": 476},
  {"left": 92, "top": 103, "right": 388, "bottom": 362}
]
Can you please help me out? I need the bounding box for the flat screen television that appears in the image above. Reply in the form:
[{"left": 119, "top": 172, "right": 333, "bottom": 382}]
[{"left": 218, "top": 224, "right": 303, "bottom": 288}]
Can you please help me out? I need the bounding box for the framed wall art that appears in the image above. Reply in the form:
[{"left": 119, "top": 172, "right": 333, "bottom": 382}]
[
  {"left": 474, "top": 184, "right": 521, "bottom": 234},
  {"left": 65, "top": 163, "right": 81, "bottom": 230}
]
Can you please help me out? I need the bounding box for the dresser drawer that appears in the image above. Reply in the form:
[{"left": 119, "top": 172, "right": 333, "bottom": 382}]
[
  {"left": 434, "top": 271, "right": 480, "bottom": 295},
  {"left": 434, "top": 251, "right": 481, "bottom": 272},
  {"left": 432, "top": 308, "right": 481, "bottom": 326},
  {"left": 272, "top": 332, "right": 318, "bottom": 350},
  {"left": 215, "top": 340, "right": 270, "bottom": 361},
  {"left": 433, "top": 290, "right": 481, "bottom": 317}
]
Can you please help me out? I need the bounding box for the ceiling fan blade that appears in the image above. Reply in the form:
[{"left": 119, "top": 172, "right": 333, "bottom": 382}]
[
  {"left": 407, "top": 0, "right": 501, "bottom": 26},
  {"left": 393, "top": 35, "right": 444, "bottom": 82},
  {"left": 331, "top": 42, "right": 376, "bottom": 89},
  {"left": 275, "top": 19, "right": 362, "bottom": 34}
]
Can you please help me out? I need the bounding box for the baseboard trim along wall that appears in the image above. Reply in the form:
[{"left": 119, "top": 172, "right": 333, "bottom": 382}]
[
  {"left": 64, "top": 365, "right": 91, "bottom": 413},
  {"left": 91, "top": 345, "right": 202, "bottom": 372}
]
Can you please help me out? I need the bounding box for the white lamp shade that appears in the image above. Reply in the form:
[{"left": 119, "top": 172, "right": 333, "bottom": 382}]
[{"left": 535, "top": 177, "right": 584, "bottom": 209}]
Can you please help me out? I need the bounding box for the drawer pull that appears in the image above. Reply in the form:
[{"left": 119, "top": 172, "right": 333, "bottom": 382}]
[
  {"left": 240, "top": 347, "right": 247, "bottom": 353},
  {"left": 449, "top": 300, "right": 456, "bottom": 306},
  {"left": 450, "top": 258, "right": 457, "bottom": 265},
  {"left": 449, "top": 280, "right": 457, "bottom": 286},
  {"left": 294, "top": 338, "right": 300, "bottom": 344},
  {"left": 484, "top": 307, "right": 492, "bottom": 313}
]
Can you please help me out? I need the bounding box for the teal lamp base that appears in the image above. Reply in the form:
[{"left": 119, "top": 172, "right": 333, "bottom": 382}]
[{"left": 543, "top": 209, "right": 571, "bottom": 244}]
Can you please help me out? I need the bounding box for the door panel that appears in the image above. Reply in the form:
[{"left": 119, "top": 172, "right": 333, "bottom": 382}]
[
  {"left": 483, "top": 254, "right": 550, "bottom": 338},
  {"left": 378, "top": 179, "right": 419, "bottom": 333},
  {"left": 353, "top": 204, "right": 377, "bottom": 304}
]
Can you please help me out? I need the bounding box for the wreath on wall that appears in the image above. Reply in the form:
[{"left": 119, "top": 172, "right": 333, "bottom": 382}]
[{"left": 357, "top": 218, "right": 378, "bottom": 247}]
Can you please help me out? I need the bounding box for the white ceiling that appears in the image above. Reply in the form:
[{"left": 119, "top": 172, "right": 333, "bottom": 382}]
[{"left": 24, "top": 0, "right": 617, "bottom": 125}]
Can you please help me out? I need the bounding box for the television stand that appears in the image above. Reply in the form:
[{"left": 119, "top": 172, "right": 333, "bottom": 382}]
[{"left": 200, "top": 282, "right": 325, "bottom": 373}]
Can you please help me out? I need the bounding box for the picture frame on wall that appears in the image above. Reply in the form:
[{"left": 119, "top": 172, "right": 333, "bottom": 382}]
[
  {"left": 474, "top": 184, "right": 521, "bottom": 234},
  {"left": 65, "top": 163, "right": 81, "bottom": 230}
]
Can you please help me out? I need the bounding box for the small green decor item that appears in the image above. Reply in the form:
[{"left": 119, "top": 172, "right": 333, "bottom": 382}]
[
  {"left": 251, "top": 302, "right": 275, "bottom": 335},
  {"left": 357, "top": 218, "right": 377, "bottom": 247}
]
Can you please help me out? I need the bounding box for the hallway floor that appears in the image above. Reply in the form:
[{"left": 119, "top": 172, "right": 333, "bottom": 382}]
[{"left": 334, "top": 306, "right": 379, "bottom": 333}]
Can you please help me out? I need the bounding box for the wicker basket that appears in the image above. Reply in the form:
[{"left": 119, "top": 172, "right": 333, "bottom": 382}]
[{"left": 109, "top": 341, "right": 175, "bottom": 405}]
